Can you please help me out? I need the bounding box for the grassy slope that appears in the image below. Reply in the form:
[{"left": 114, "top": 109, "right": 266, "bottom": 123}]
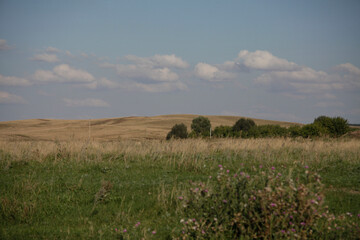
[
  {"left": 0, "top": 139, "right": 359, "bottom": 239},
  {"left": 0, "top": 114, "right": 300, "bottom": 141}
]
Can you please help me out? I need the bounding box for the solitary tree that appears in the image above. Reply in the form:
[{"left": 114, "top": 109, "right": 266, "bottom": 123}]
[
  {"left": 166, "top": 123, "right": 188, "bottom": 140},
  {"left": 191, "top": 116, "right": 211, "bottom": 137}
]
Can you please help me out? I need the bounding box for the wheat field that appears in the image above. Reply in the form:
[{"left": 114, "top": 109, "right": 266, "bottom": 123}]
[{"left": 0, "top": 114, "right": 301, "bottom": 141}]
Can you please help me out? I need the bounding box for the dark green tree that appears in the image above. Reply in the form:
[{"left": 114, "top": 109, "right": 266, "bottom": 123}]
[
  {"left": 213, "top": 125, "right": 233, "bottom": 138},
  {"left": 166, "top": 123, "right": 188, "bottom": 140},
  {"left": 313, "top": 115, "right": 349, "bottom": 137},
  {"left": 191, "top": 116, "right": 211, "bottom": 137},
  {"left": 233, "top": 118, "right": 256, "bottom": 133},
  {"left": 330, "top": 116, "right": 349, "bottom": 137}
]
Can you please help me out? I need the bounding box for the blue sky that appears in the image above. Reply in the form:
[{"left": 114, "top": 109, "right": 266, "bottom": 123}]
[{"left": 0, "top": 0, "right": 360, "bottom": 123}]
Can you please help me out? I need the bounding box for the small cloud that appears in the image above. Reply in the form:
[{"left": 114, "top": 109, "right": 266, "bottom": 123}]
[
  {"left": 125, "top": 54, "right": 189, "bottom": 69},
  {"left": 0, "top": 74, "right": 32, "bottom": 86},
  {"left": 63, "top": 98, "right": 109, "bottom": 107},
  {"left": 45, "top": 46, "right": 61, "bottom": 53},
  {"left": 31, "top": 53, "right": 60, "bottom": 63},
  {"left": 194, "top": 62, "right": 235, "bottom": 81},
  {"left": 334, "top": 63, "right": 360, "bottom": 76},
  {"left": 85, "top": 77, "right": 119, "bottom": 89},
  {"left": 237, "top": 50, "right": 300, "bottom": 71},
  {"left": 115, "top": 64, "right": 179, "bottom": 82},
  {"left": 33, "top": 64, "right": 94, "bottom": 83},
  {"left": 65, "top": 50, "right": 74, "bottom": 57},
  {"left": 0, "top": 91, "right": 26, "bottom": 104},
  {"left": 0, "top": 39, "right": 13, "bottom": 50}
]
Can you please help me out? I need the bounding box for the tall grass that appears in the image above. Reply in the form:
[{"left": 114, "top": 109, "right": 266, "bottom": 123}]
[{"left": 0, "top": 138, "right": 359, "bottom": 239}]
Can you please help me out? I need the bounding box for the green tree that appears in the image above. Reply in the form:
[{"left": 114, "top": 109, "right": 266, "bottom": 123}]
[
  {"left": 331, "top": 116, "right": 349, "bottom": 137},
  {"left": 213, "top": 125, "right": 233, "bottom": 138},
  {"left": 233, "top": 118, "right": 256, "bottom": 133},
  {"left": 191, "top": 116, "right": 211, "bottom": 137},
  {"left": 300, "top": 123, "right": 324, "bottom": 138},
  {"left": 313, "top": 115, "right": 349, "bottom": 137},
  {"left": 166, "top": 123, "right": 188, "bottom": 140}
]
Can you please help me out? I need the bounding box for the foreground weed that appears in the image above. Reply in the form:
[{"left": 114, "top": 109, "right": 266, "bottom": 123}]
[{"left": 176, "top": 165, "right": 360, "bottom": 239}]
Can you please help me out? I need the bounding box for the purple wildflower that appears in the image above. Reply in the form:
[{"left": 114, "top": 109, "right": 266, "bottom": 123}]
[
  {"left": 123, "top": 229, "right": 127, "bottom": 233},
  {"left": 270, "top": 203, "right": 276, "bottom": 207}
]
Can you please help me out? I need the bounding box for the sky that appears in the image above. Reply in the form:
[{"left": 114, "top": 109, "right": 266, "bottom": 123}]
[{"left": 0, "top": 0, "right": 360, "bottom": 123}]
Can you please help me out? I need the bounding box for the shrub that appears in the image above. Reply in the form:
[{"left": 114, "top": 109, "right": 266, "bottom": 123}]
[
  {"left": 213, "top": 125, "right": 233, "bottom": 138},
  {"left": 191, "top": 116, "right": 211, "bottom": 137},
  {"left": 166, "top": 123, "right": 188, "bottom": 140},
  {"left": 242, "top": 125, "right": 288, "bottom": 138},
  {"left": 288, "top": 125, "right": 302, "bottom": 138},
  {"left": 330, "top": 117, "right": 350, "bottom": 137},
  {"left": 300, "top": 123, "right": 324, "bottom": 138},
  {"left": 176, "top": 166, "right": 359, "bottom": 239},
  {"left": 233, "top": 118, "right": 256, "bottom": 133},
  {"left": 313, "top": 116, "right": 349, "bottom": 137}
]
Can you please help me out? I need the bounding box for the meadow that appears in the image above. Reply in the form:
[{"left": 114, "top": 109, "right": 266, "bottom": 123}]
[{"left": 0, "top": 138, "right": 359, "bottom": 239}]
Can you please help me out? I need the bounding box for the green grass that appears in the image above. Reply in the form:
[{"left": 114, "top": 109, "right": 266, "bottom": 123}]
[{"left": 0, "top": 141, "right": 359, "bottom": 239}]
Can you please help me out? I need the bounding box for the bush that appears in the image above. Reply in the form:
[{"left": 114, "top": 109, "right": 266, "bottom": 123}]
[
  {"left": 300, "top": 123, "right": 324, "bottom": 138},
  {"left": 166, "top": 123, "right": 188, "bottom": 140},
  {"left": 233, "top": 118, "right": 256, "bottom": 133},
  {"left": 191, "top": 116, "right": 211, "bottom": 137},
  {"left": 313, "top": 116, "right": 349, "bottom": 137},
  {"left": 288, "top": 125, "right": 302, "bottom": 138},
  {"left": 330, "top": 117, "right": 350, "bottom": 137},
  {"left": 213, "top": 126, "right": 233, "bottom": 138},
  {"left": 176, "top": 166, "right": 359, "bottom": 239},
  {"left": 242, "top": 125, "right": 288, "bottom": 138}
]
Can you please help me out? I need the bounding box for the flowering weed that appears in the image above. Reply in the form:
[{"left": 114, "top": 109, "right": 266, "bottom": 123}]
[{"left": 176, "top": 165, "right": 359, "bottom": 239}]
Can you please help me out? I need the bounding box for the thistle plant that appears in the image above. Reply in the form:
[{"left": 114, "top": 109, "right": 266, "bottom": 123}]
[{"left": 176, "top": 165, "right": 359, "bottom": 239}]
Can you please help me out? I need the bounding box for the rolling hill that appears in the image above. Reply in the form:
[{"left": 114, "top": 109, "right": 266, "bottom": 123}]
[{"left": 0, "top": 114, "right": 301, "bottom": 141}]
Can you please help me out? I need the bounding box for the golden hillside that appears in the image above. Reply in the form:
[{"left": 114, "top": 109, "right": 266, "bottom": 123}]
[{"left": 0, "top": 114, "right": 301, "bottom": 141}]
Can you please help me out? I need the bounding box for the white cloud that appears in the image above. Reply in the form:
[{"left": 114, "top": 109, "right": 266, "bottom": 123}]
[
  {"left": 85, "top": 78, "right": 119, "bottom": 89},
  {"left": 53, "top": 64, "right": 94, "bottom": 82},
  {"left": 194, "top": 62, "right": 235, "bottom": 81},
  {"left": 237, "top": 50, "right": 299, "bottom": 71},
  {"left": 33, "top": 64, "right": 94, "bottom": 83},
  {"left": 0, "top": 91, "right": 26, "bottom": 104},
  {"left": 63, "top": 98, "right": 109, "bottom": 107},
  {"left": 0, "top": 74, "right": 32, "bottom": 87},
  {"left": 334, "top": 63, "right": 360, "bottom": 76},
  {"left": 45, "top": 47, "right": 61, "bottom": 53},
  {"left": 65, "top": 50, "right": 74, "bottom": 57},
  {"left": 0, "top": 39, "right": 12, "bottom": 50},
  {"left": 31, "top": 53, "right": 60, "bottom": 63},
  {"left": 130, "top": 81, "right": 187, "bottom": 92},
  {"left": 115, "top": 64, "right": 179, "bottom": 82},
  {"left": 98, "top": 54, "right": 189, "bottom": 92},
  {"left": 125, "top": 54, "right": 189, "bottom": 69}
]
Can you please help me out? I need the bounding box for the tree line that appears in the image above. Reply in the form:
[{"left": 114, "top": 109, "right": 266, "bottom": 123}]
[{"left": 166, "top": 115, "right": 350, "bottom": 140}]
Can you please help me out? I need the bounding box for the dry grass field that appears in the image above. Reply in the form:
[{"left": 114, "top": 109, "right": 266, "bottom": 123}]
[
  {"left": 0, "top": 114, "right": 300, "bottom": 141},
  {"left": 1, "top": 115, "right": 359, "bottom": 239}
]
